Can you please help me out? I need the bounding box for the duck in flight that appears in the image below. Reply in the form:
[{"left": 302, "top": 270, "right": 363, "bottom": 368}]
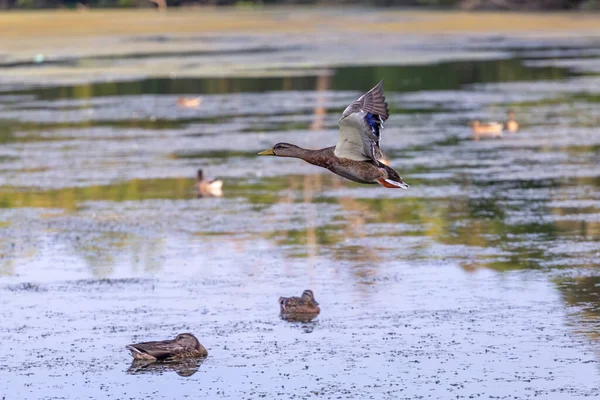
[{"left": 258, "top": 81, "right": 408, "bottom": 189}]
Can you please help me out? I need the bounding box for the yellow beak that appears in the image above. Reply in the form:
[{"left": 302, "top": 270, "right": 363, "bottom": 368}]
[{"left": 257, "top": 148, "right": 275, "bottom": 156}]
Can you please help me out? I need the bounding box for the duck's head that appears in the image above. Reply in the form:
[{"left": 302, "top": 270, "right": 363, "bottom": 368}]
[
  {"left": 507, "top": 109, "right": 516, "bottom": 119},
  {"left": 469, "top": 120, "right": 480, "bottom": 128},
  {"left": 175, "top": 333, "right": 207, "bottom": 355},
  {"left": 301, "top": 289, "right": 319, "bottom": 306},
  {"left": 197, "top": 169, "right": 204, "bottom": 181},
  {"left": 258, "top": 143, "right": 301, "bottom": 158},
  {"left": 175, "top": 333, "right": 200, "bottom": 347}
]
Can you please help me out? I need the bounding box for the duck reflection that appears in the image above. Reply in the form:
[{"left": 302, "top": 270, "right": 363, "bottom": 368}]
[
  {"left": 126, "top": 358, "right": 204, "bottom": 377},
  {"left": 279, "top": 316, "right": 319, "bottom": 333},
  {"left": 280, "top": 313, "right": 319, "bottom": 324}
]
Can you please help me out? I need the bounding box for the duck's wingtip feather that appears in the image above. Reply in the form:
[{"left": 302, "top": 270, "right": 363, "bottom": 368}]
[{"left": 126, "top": 345, "right": 141, "bottom": 354}]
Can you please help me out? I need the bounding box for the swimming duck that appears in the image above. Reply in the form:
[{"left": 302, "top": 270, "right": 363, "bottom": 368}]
[
  {"left": 279, "top": 289, "right": 320, "bottom": 315},
  {"left": 176, "top": 97, "right": 202, "bottom": 108},
  {"left": 469, "top": 120, "right": 504, "bottom": 141},
  {"left": 504, "top": 109, "right": 519, "bottom": 133},
  {"left": 126, "top": 333, "right": 208, "bottom": 361},
  {"left": 258, "top": 81, "right": 408, "bottom": 189},
  {"left": 196, "top": 169, "right": 223, "bottom": 198}
]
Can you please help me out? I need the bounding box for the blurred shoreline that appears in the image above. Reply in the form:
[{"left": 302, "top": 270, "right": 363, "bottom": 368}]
[
  {"left": 0, "top": 8, "right": 599, "bottom": 87},
  {"left": 1, "top": 8, "right": 600, "bottom": 39}
]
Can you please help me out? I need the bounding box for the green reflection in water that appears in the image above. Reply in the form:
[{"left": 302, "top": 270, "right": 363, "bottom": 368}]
[
  {"left": 0, "top": 168, "right": 598, "bottom": 285},
  {"left": 0, "top": 162, "right": 598, "bottom": 277},
  {"left": 0, "top": 119, "right": 188, "bottom": 145},
  {"left": 555, "top": 276, "right": 600, "bottom": 343},
  {"left": 0, "top": 177, "right": 194, "bottom": 211},
  {"left": 0, "top": 54, "right": 598, "bottom": 281},
  {"left": 333, "top": 59, "right": 571, "bottom": 92},
  {"left": 4, "top": 58, "right": 572, "bottom": 100}
]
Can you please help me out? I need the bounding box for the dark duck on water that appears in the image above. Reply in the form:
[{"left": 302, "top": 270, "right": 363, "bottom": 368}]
[{"left": 126, "top": 333, "right": 208, "bottom": 361}]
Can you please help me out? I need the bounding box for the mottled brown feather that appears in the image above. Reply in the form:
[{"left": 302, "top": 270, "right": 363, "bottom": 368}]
[
  {"left": 279, "top": 290, "right": 320, "bottom": 315},
  {"left": 301, "top": 146, "right": 407, "bottom": 185}
]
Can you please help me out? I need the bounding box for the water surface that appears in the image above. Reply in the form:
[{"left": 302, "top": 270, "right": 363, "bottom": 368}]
[{"left": 1, "top": 27, "right": 600, "bottom": 400}]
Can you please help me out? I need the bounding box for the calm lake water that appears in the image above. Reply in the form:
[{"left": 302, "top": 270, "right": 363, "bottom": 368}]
[{"left": 1, "top": 24, "right": 600, "bottom": 399}]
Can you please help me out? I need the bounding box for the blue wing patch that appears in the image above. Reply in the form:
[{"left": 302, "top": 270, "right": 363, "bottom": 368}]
[
  {"left": 364, "top": 112, "right": 384, "bottom": 161},
  {"left": 365, "top": 112, "right": 383, "bottom": 140}
]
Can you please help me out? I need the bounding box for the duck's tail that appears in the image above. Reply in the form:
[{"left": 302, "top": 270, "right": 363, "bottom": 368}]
[
  {"left": 207, "top": 179, "right": 223, "bottom": 190},
  {"left": 126, "top": 345, "right": 152, "bottom": 361},
  {"left": 378, "top": 178, "right": 409, "bottom": 189},
  {"left": 378, "top": 164, "right": 409, "bottom": 189}
]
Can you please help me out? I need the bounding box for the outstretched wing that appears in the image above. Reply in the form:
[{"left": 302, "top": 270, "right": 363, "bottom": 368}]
[
  {"left": 341, "top": 80, "right": 389, "bottom": 121},
  {"left": 334, "top": 81, "right": 389, "bottom": 162}
]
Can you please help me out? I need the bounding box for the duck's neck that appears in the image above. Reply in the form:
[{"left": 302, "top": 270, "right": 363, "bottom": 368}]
[{"left": 284, "top": 146, "right": 332, "bottom": 169}]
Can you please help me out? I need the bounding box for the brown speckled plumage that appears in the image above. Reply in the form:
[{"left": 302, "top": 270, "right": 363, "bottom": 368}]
[
  {"left": 126, "top": 333, "right": 208, "bottom": 361},
  {"left": 264, "top": 145, "right": 406, "bottom": 188},
  {"left": 279, "top": 289, "right": 320, "bottom": 315}
]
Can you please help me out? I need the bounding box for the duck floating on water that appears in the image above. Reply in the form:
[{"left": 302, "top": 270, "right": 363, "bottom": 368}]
[
  {"left": 126, "top": 333, "right": 208, "bottom": 361},
  {"left": 279, "top": 289, "right": 321, "bottom": 318},
  {"left": 469, "top": 109, "right": 519, "bottom": 140},
  {"left": 177, "top": 97, "right": 202, "bottom": 108},
  {"left": 469, "top": 120, "right": 504, "bottom": 141},
  {"left": 196, "top": 169, "right": 223, "bottom": 198},
  {"left": 258, "top": 81, "right": 408, "bottom": 189}
]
